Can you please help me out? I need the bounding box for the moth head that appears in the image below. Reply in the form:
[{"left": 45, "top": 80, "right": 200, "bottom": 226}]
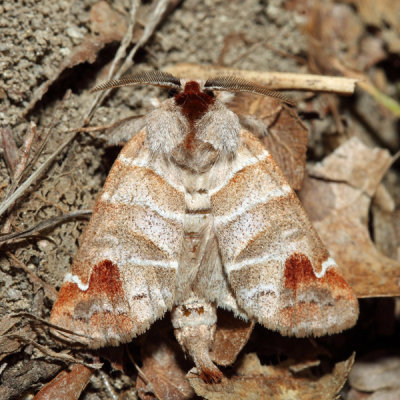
[{"left": 91, "top": 72, "right": 294, "bottom": 167}]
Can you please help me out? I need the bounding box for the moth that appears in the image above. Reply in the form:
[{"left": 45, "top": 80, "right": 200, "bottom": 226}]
[{"left": 50, "top": 71, "right": 359, "bottom": 383}]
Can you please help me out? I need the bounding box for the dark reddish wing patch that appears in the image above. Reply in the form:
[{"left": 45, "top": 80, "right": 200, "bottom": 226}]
[
  {"left": 87, "top": 259, "right": 124, "bottom": 300},
  {"left": 50, "top": 259, "right": 134, "bottom": 347},
  {"left": 54, "top": 259, "right": 124, "bottom": 310},
  {"left": 284, "top": 253, "right": 316, "bottom": 290},
  {"left": 284, "top": 252, "right": 350, "bottom": 292}
]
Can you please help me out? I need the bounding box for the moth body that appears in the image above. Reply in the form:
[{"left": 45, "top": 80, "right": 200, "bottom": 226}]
[{"left": 50, "top": 72, "right": 358, "bottom": 383}]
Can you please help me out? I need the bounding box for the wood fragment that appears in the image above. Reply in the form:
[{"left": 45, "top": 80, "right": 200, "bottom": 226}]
[
  {"left": 165, "top": 63, "right": 358, "bottom": 95},
  {"left": 33, "top": 363, "right": 94, "bottom": 400}
]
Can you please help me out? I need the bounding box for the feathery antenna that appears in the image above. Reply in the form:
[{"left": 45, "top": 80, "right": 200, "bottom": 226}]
[
  {"left": 204, "top": 76, "right": 295, "bottom": 106},
  {"left": 91, "top": 71, "right": 181, "bottom": 92}
]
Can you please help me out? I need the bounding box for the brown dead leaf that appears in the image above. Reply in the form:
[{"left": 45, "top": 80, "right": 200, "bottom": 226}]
[
  {"left": 136, "top": 328, "right": 194, "bottom": 400},
  {"left": 373, "top": 207, "right": 400, "bottom": 262},
  {"left": 342, "top": 0, "right": 400, "bottom": 31},
  {"left": 0, "top": 315, "right": 33, "bottom": 362},
  {"left": 188, "top": 352, "right": 355, "bottom": 400},
  {"left": 33, "top": 364, "right": 94, "bottom": 400},
  {"left": 90, "top": 1, "right": 127, "bottom": 40},
  {"left": 228, "top": 93, "right": 308, "bottom": 190},
  {"left": 298, "top": 137, "right": 400, "bottom": 297},
  {"left": 1, "top": 126, "right": 19, "bottom": 175},
  {"left": 0, "top": 360, "right": 61, "bottom": 399},
  {"left": 210, "top": 310, "right": 254, "bottom": 367}
]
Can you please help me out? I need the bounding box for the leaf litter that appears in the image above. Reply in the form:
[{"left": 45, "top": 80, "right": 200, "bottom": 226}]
[{"left": 1, "top": 0, "right": 400, "bottom": 399}]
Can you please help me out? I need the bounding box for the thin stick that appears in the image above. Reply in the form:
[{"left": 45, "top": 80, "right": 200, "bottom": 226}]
[
  {"left": 6, "top": 253, "right": 58, "bottom": 301},
  {"left": 6, "top": 122, "right": 37, "bottom": 196},
  {"left": 0, "top": 210, "right": 91, "bottom": 243},
  {"left": 126, "top": 346, "right": 162, "bottom": 400},
  {"left": 86, "top": 0, "right": 140, "bottom": 121},
  {"left": 0, "top": 133, "right": 77, "bottom": 219},
  {"left": 85, "top": 0, "right": 170, "bottom": 122},
  {"left": 4, "top": 334, "right": 102, "bottom": 369},
  {"left": 165, "top": 63, "right": 358, "bottom": 95}
]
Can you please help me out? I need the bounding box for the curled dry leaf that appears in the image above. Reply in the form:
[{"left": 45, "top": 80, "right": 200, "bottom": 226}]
[
  {"left": 227, "top": 92, "right": 308, "bottom": 189},
  {"left": 188, "top": 352, "right": 355, "bottom": 400},
  {"left": 33, "top": 363, "right": 94, "bottom": 400},
  {"left": 136, "top": 327, "right": 194, "bottom": 400},
  {"left": 210, "top": 310, "right": 254, "bottom": 367},
  {"left": 298, "top": 137, "right": 400, "bottom": 297},
  {"left": 342, "top": 0, "right": 400, "bottom": 32}
]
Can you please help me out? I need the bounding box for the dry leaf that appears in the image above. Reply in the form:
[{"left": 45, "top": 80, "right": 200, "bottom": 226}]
[
  {"left": 342, "top": 0, "right": 400, "bottom": 31},
  {"left": 90, "top": 1, "right": 127, "bottom": 40},
  {"left": 188, "top": 352, "right": 355, "bottom": 400},
  {"left": 228, "top": 93, "right": 308, "bottom": 190},
  {"left": 1, "top": 126, "right": 19, "bottom": 175},
  {"left": 373, "top": 208, "right": 400, "bottom": 262},
  {"left": 136, "top": 328, "right": 194, "bottom": 400},
  {"left": 0, "top": 315, "right": 32, "bottom": 362},
  {"left": 210, "top": 310, "right": 254, "bottom": 367},
  {"left": 298, "top": 137, "right": 400, "bottom": 297},
  {"left": 0, "top": 360, "right": 61, "bottom": 400},
  {"left": 33, "top": 364, "right": 94, "bottom": 400},
  {"left": 349, "top": 355, "right": 400, "bottom": 392}
]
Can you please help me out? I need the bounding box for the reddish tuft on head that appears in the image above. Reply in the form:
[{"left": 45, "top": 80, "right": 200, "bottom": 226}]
[{"left": 175, "top": 81, "right": 215, "bottom": 123}]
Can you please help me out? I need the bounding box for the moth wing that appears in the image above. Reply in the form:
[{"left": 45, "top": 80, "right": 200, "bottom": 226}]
[
  {"left": 211, "top": 130, "right": 358, "bottom": 337},
  {"left": 50, "top": 130, "right": 185, "bottom": 348}
]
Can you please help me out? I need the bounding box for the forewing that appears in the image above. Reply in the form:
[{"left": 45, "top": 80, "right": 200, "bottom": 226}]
[
  {"left": 50, "top": 130, "right": 185, "bottom": 348},
  {"left": 211, "top": 130, "right": 358, "bottom": 337}
]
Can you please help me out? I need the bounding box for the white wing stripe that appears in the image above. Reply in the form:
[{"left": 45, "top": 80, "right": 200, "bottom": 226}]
[
  {"left": 214, "top": 184, "right": 292, "bottom": 226},
  {"left": 209, "top": 149, "right": 269, "bottom": 196}
]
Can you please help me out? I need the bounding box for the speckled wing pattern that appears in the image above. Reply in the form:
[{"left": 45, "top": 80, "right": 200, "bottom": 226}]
[
  {"left": 50, "top": 130, "right": 185, "bottom": 348},
  {"left": 211, "top": 130, "right": 359, "bottom": 337}
]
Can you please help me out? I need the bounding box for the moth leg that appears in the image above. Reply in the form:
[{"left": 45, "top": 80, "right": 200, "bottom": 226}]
[{"left": 171, "top": 297, "right": 223, "bottom": 383}]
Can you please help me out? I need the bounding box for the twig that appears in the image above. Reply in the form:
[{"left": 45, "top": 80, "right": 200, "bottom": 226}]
[
  {"left": 0, "top": 210, "right": 91, "bottom": 244},
  {"left": 107, "top": 0, "right": 140, "bottom": 81},
  {"left": 85, "top": 0, "right": 171, "bottom": 122},
  {"left": 99, "top": 371, "right": 118, "bottom": 400},
  {"left": 330, "top": 58, "right": 400, "bottom": 117},
  {"left": 126, "top": 346, "right": 162, "bottom": 400},
  {"left": 10, "top": 312, "right": 92, "bottom": 340},
  {"left": 4, "top": 334, "right": 102, "bottom": 369},
  {"left": 1, "top": 126, "right": 19, "bottom": 174},
  {"left": 87, "top": 0, "right": 140, "bottom": 121},
  {"left": 6, "top": 122, "right": 37, "bottom": 197},
  {"left": 0, "top": 132, "right": 77, "bottom": 219},
  {"left": 165, "top": 63, "right": 358, "bottom": 95},
  {"left": 6, "top": 253, "right": 58, "bottom": 301}
]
